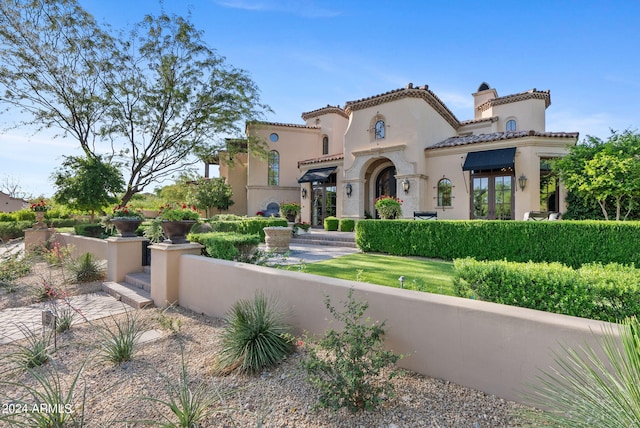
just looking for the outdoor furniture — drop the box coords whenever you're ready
[524,211,561,221]
[414,211,438,220]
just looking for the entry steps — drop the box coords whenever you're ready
[102,266,153,309]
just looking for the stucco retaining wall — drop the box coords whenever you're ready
[54,233,108,260]
[177,254,618,405]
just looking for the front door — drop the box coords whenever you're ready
[375,166,397,218]
[471,174,513,220]
[311,173,337,227]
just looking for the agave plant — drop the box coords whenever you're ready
[523,317,640,427]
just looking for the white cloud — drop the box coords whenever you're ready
[215,0,342,18]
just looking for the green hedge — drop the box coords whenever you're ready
[339,218,355,232]
[207,217,287,241]
[453,258,640,322]
[188,232,261,261]
[74,223,107,238]
[0,221,32,241]
[356,220,640,268]
[324,216,338,231]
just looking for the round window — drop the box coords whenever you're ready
[269,133,279,143]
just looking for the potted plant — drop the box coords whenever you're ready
[108,205,144,237]
[375,195,403,219]
[30,200,48,229]
[293,222,311,235]
[157,203,200,244]
[280,202,300,222]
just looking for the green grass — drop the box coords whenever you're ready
[283,253,455,296]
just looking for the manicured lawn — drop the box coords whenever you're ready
[283,253,455,296]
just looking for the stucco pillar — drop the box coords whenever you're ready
[24,228,55,254]
[342,179,364,219]
[106,237,147,282]
[149,243,203,308]
[395,174,428,219]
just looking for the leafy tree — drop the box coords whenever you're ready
[187,177,234,217]
[0,1,268,206]
[52,155,124,222]
[553,130,640,220]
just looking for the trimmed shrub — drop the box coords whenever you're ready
[189,232,261,261]
[339,218,355,232]
[453,258,640,322]
[48,218,80,228]
[207,217,287,241]
[0,221,32,241]
[324,216,339,231]
[74,223,107,238]
[356,220,640,268]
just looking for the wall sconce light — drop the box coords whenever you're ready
[346,183,353,198]
[301,187,307,199]
[518,174,528,191]
[402,179,410,194]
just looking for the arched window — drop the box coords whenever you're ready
[375,119,385,139]
[438,178,452,206]
[506,119,517,132]
[268,150,279,186]
[322,136,329,155]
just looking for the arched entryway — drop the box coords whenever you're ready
[374,165,396,218]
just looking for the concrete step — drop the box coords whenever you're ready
[102,281,153,309]
[125,271,151,292]
[291,237,358,248]
[291,231,357,248]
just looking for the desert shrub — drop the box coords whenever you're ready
[67,253,105,283]
[453,258,640,322]
[5,325,51,369]
[97,310,144,365]
[323,216,339,231]
[0,254,31,287]
[339,218,355,232]
[188,232,260,261]
[523,317,640,427]
[301,289,401,412]
[216,292,294,374]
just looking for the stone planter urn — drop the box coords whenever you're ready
[111,219,143,237]
[34,211,47,229]
[263,226,292,253]
[161,220,197,244]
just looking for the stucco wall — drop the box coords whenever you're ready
[54,233,108,260]
[176,254,617,404]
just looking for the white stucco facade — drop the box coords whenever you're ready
[221,82,579,224]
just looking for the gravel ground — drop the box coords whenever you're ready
[0,304,535,427]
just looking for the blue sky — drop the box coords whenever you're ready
[1,0,639,198]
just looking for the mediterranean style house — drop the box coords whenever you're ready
[216,82,579,226]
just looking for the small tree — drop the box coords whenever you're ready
[554,130,640,220]
[187,177,234,218]
[52,155,124,222]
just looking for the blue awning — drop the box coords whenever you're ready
[462,147,516,171]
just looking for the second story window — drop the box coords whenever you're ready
[375,119,385,139]
[322,136,329,155]
[268,150,279,186]
[506,119,517,132]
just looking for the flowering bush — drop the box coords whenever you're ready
[111,205,144,219]
[280,202,300,217]
[157,203,200,221]
[294,222,311,231]
[30,200,48,212]
[374,195,403,219]
[256,211,264,217]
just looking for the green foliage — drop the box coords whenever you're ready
[52,155,125,221]
[279,202,301,217]
[187,177,235,217]
[53,304,76,333]
[143,219,165,244]
[0,220,31,241]
[73,223,108,238]
[0,253,31,287]
[324,216,339,231]
[355,219,640,268]
[207,217,288,241]
[0,360,87,427]
[48,217,80,228]
[301,289,401,412]
[5,324,51,369]
[216,292,294,374]
[97,310,144,365]
[453,258,640,322]
[158,203,201,221]
[188,232,260,261]
[374,195,403,219]
[523,317,640,427]
[67,253,105,283]
[339,218,355,232]
[155,304,183,336]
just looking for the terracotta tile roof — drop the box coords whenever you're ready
[301,105,348,120]
[426,130,579,150]
[247,121,319,130]
[298,153,344,167]
[477,89,551,112]
[344,83,460,129]
[459,116,499,125]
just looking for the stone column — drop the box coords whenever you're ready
[24,228,55,254]
[106,236,148,282]
[149,243,203,308]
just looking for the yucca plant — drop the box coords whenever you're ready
[6,324,51,369]
[68,252,105,283]
[523,316,640,427]
[97,309,144,365]
[216,292,294,374]
[0,360,87,427]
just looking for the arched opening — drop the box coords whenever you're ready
[375,165,397,218]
